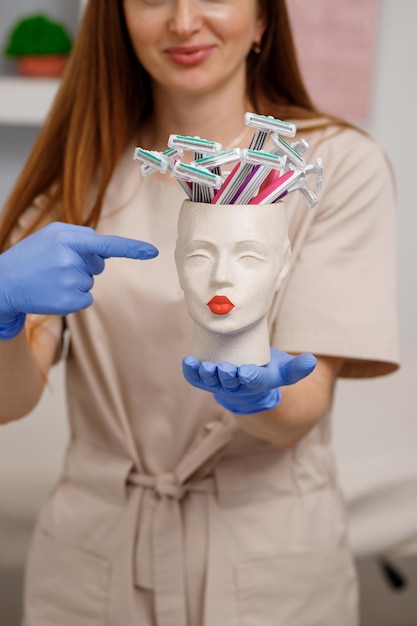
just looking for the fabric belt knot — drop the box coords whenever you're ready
[154,472,185,500]
[127,470,186,499]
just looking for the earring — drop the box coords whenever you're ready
[252,40,262,55]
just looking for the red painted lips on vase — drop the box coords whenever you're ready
[207,295,235,315]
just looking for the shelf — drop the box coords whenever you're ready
[0,76,59,126]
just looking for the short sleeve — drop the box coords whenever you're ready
[271,125,400,378]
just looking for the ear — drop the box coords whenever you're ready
[255,4,267,44]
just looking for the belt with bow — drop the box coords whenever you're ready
[128,414,238,626]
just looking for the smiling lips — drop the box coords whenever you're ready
[207,295,235,315]
[164,45,215,66]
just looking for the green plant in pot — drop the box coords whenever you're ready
[3,13,73,78]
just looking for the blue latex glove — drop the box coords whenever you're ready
[182,348,316,414]
[0,222,158,340]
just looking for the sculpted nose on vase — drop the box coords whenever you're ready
[211,252,234,287]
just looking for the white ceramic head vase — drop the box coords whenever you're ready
[175,200,291,366]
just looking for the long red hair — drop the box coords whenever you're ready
[0,0,335,250]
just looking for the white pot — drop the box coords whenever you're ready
[175,200,291,366]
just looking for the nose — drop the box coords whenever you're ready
[211,252,234,287]
[169,0,203,37]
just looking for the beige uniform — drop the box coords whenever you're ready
[21,121,399,626]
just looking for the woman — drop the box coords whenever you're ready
[0,1,399,625]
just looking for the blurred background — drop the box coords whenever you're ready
[0,1,416,624]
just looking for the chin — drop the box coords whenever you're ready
[166,75,220,97]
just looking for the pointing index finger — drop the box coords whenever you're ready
[76,232,159,260]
